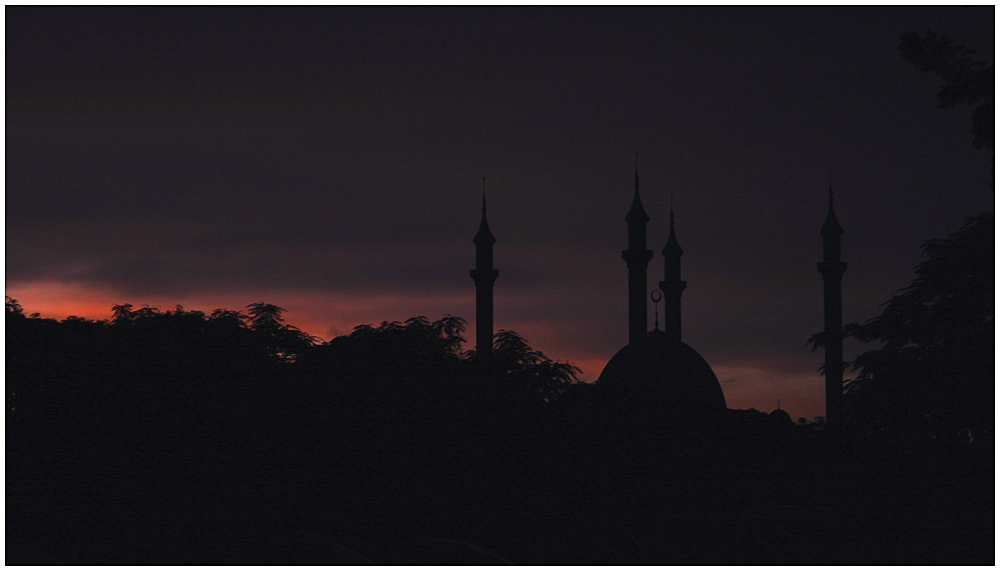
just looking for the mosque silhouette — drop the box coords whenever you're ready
[471,161,845,421]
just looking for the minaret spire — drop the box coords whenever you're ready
[669,191,675,231]
[818,169,846,425]
[471,177,499,358]
[622,154,653,346]
[822,167,842,236]
[660,192,686,344]
[828,167,833,207]
[634,151,639,193]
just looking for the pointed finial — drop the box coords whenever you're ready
[828,166,833,208]
[821,167,843,236]
[474,176,496,245]
[670,191,675,230]
[662,190,683,257]
[626,154,649,224]
[634,151,640,193]
[777,399,782,411]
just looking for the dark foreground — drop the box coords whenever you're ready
[7,406,994,565]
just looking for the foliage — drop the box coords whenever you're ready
[294,317,578,417]
[342,314,469,364]
[491,329,580,403]
[899,30,994,149]
[245,302,316,360]
[7,299,582,449]
[6,296,24,317]
[811,214,994,441]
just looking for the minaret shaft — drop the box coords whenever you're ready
[472,276,497,356]
[818,177,846,425]
[660,197,685,344]
[624,257,651,344]
[659,278,685,343]
[822,272,844,414]
[471,180,498,357]
[623,160,652,346]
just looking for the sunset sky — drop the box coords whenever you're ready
[7,6,994,420]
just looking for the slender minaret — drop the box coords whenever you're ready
[818,171,846,425]
[659,193,686,344]
[471,178,499,358]
[622,154,653,346]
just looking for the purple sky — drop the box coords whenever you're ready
[7,6,994,419]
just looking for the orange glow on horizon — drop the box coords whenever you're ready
[6,280,127,321]
[7,279,827,420]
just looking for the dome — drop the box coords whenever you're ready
[597,330,726,415]
[769,408,793,425]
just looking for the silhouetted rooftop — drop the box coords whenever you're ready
[597,330,726,415]
[769,407,792,425]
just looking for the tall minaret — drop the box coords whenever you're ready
[471,178,499,358]
[817,172,846,425]
[622,155,653,346]
[659,194,686,344]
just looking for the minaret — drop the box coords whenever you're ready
[622,155,653,346]
[471,178,499,358]
[659,194,686,344]
[817,172,846,425]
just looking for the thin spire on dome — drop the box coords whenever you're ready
[651,289,662,332]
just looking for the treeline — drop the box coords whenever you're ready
[6,300,580,442]
[5,300,594,562]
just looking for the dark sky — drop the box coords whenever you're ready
[7,6,994,419]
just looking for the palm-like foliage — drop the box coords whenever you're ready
[246,302,288,330]
[110,303,134,323]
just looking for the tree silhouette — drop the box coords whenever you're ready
[246,302,287,330]
[330,314,469,367]
[899,30,994,149]
[6,296,24,317]
[291,314,470,425]
[110,303,134,323]
[811,213,993,441]
[246,302,315,360]
[492,329,581,403]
